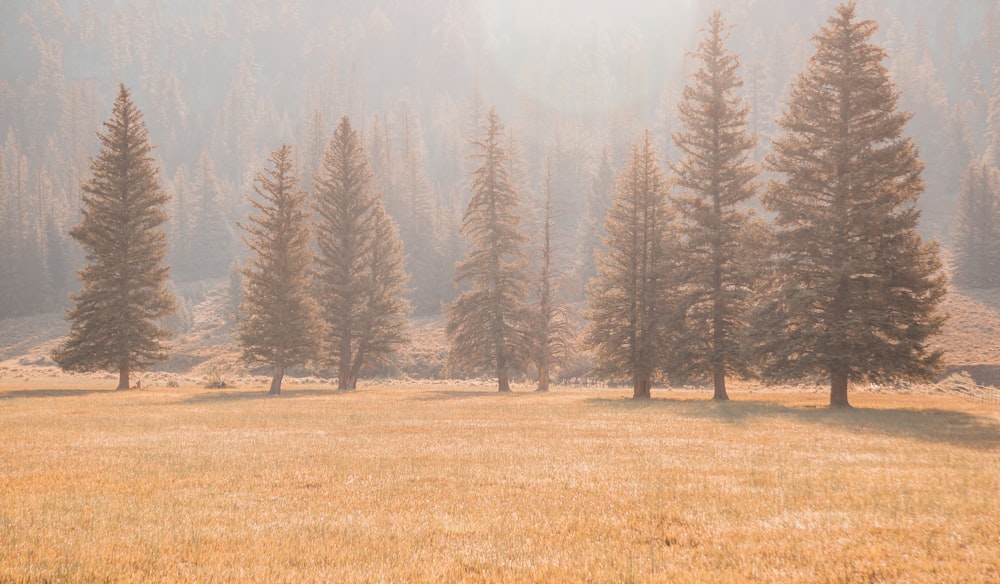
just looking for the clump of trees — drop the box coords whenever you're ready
[581,2,947,407]
[314,116,411,390]
[47,3,951,406]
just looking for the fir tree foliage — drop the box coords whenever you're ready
[315,116,410,390]
[760,2,947,407]
[671,10,761,401]
[953,161,1000,288]
[584,131,680,400]
[52,84,176,390]
[446,107,532,392]
[237,144,323,394]
[349,200,412,387]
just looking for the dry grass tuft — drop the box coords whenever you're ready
[1,382,998,582]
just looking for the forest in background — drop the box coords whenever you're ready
[0,0,995,323]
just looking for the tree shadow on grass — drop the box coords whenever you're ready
[416,389,516,401]
[586,397,1000,450]
[0,388,117,400]
[180,388,347,404]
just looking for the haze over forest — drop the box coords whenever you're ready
[0,0,994,322]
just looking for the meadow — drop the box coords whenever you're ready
[0,380,997,582]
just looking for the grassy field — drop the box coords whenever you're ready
[0,381,997,582]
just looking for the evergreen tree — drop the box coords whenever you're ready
[186,148,232,280]
[237,145,323,395]
[348,200,411,387]
[531,164,575,392]
[671,11,761,401]
[52,84,176,390]
[315,116,409,390]
[760,2,947,408]
[446,108,531,393]
[576,147,615,291]
[953,161,1000,288]
[584,131,680,400]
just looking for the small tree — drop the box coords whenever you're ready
[237,145,323,395]
[584,131,681,400]
[446,108,532,392]
[760,2,947,407]
[671,11,761,401]
[52,84,176,390]
[953,161,1000,288]
[531,163,576,392]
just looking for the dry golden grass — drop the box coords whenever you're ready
[1,381,998,582]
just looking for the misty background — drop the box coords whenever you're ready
[0,0,992,322]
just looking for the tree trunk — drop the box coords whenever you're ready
[270,365,285,395]
[117,364,130,391]
[498,370,512,393]
[712,362,729,401]
[830,366,851,408]
[633,376,651,399]
[338,333,353,390]
[536,362,550,392]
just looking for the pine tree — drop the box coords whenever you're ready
[531,163,575,392]
[584,131,680,400]
[186,148,232,280]
[52,84,176,390]
[761,2,947,408]
[576,148,615,294]
[446,108,532,393]
[953,161,1000,288]
[237,145,323,395]
[315,116,409,390]
[348,200,411,388]
[671,11,761,401]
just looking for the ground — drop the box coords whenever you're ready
[0,382,997,582]
[0,284,998,581]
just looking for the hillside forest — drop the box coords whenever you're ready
[0,0,996,400]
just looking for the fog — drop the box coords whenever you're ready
[0,0,993,319]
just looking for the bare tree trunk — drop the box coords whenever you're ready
[117,364,130,391]
[830,366,851,408]
[270,365,285,395]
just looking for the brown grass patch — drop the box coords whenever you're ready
[0,382,998,582]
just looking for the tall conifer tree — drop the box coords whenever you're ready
[237,145,323,395]
[584,131,680,400]
[315,116,410,390]
[52,84,176,390]
[446,108,531,393]
[315,116,377,390]
[761,2,947,407]
[671,11,761,401]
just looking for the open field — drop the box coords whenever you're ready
[1,382,997,582]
